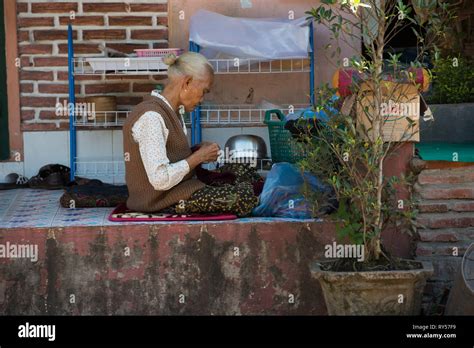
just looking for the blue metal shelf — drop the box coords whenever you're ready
[68,24,76,182]
[67,18,316,181]
[67,24,167,182]
[189,20,315,146]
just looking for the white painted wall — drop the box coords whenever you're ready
[0,127,271,183]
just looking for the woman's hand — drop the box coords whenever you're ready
[186,142,220,170]
[196,142,220,162]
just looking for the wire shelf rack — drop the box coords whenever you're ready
[208,58,311,74]
[71,105,311,127]
[73,57,168,76]
[75,157,126,183]
[66,22,315,181]
[199,104,310,124]
[73,110,131,127]
[75,157,272,183]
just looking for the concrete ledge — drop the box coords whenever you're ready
[0,220,336,315]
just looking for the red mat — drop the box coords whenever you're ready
[108,203,238,222]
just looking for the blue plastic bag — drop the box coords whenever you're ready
[252,162,329,219]
[285,95,339,122]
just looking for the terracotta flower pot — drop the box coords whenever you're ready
[311,260,434,315]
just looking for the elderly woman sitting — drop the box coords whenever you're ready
[123,52,262,217]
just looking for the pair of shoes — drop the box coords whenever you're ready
[28,164,71,190]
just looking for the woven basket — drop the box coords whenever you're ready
[85,96,117,123]
[264,109,306,163]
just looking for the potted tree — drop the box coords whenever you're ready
[299,0,455,315]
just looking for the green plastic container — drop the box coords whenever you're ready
[264,109,306,163]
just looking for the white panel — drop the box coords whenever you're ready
[76,131,113,158]
[23,131,69,179]
[0,162,25,183]
[112,130,124,157]
[75,131,114,183]
[19,126,271,185]
[112,130,125,184]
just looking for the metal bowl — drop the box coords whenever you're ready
[224,134,267,160]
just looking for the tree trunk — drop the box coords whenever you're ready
[372,0,386,260]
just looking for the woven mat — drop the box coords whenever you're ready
[108,203,238,222]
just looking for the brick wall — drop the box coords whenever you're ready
[414,166,474,314]
[17,0,169,131]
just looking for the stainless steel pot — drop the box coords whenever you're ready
[224,134,267,160]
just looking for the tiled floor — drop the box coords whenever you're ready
[0,188,110,228]
[0,189,316,228]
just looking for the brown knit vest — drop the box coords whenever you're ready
[123,94,205,212]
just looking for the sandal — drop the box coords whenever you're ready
[0,173,30,190]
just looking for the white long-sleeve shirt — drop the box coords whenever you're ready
[131,90,191,191]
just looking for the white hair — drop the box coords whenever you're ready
[163,52,214,80]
